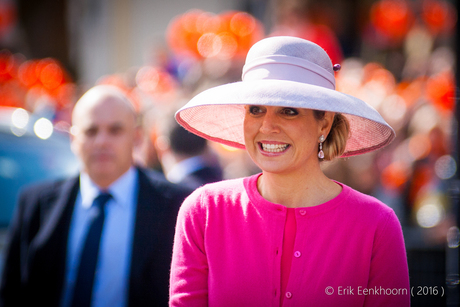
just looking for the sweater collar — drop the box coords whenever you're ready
[243,173,348,216]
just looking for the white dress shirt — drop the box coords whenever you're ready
[166,155,206,183]
[61,167,138,307]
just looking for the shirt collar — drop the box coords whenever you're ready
[166,155,206,183]
[79,167,137,209]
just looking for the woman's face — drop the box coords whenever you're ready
[243,105,328,175]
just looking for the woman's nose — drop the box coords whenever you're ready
[259,112,280,134]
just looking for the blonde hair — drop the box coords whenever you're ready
[313,111,350,161]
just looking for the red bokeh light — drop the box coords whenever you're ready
[0,2,17,38]
[426,70,455,113]
[0,50,17,83]
[370,0,414,43]
[421,0,457,35]
[15,57,74,110]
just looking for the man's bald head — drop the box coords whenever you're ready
[72,85,136,127]
[70,85,141,188]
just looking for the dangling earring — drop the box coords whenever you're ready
[318,135,325,159]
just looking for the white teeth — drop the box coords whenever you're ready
[261,143,289,152]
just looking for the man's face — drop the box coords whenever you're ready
[71,92,139,188]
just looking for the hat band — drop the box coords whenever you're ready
[242,55,336,90]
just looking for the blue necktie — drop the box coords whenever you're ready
[71,192,112,307]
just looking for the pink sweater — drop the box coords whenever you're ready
[170,174,410,307]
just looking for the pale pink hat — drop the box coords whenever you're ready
[176,36,395,157]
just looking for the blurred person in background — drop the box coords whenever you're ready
[133,107,165,174]
[156,117,223,190]
[170,36,409,306]
[0,85,191,307]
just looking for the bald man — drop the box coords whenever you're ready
[0,85,192,307]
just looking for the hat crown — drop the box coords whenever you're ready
[242,36,336,89]
[246,36,334,74]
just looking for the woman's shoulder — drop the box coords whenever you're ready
[180,176,248,210]
[339,182,397,221]
[203,176,247,191]
[333,183,403,240]
[197,176,247,198]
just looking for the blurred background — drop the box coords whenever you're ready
[0,0,458,305]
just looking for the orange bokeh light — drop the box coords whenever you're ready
[135,66,178,100]
[222,11,264,59]
[167,10,203,58]
[136,66,161,93]
[230,12,256,37]
[395,77,426,108]
[17,58,69,96]
[48,83,76,109]
[18,60,39,88]
[381,161,410,190]
[197,32,220,58]
[167,10,264,60]
[37,59,65,90]
[408,134,432,161]
[216,32,238,59]
[0,51,74,111]
[0,80,24,108]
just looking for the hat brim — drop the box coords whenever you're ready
[176,79,395,157]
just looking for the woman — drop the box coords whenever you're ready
[170,36,409,306]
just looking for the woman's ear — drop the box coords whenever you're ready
[320,111,335,138]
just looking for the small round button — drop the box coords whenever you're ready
[294,251,301,257]
[299,210,306,215]
[285,292,292,299]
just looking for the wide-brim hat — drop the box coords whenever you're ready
[176,36,395,157]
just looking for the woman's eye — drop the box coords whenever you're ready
[282,108,299,116]
[249,106,264,115]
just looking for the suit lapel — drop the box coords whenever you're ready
[127,168,191,306]
[129,168,176,307]
[37,177,79,244]
[128,169,157,287]
[28,176,79,305]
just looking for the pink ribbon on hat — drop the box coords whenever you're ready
[241,55,336,90]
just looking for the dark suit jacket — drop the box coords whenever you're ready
[178,165,223,190]
[0,167,192,307]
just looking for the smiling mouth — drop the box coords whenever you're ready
[259,143,290,153]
